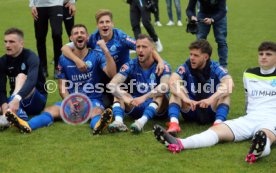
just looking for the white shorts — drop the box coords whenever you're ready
[224,115,276,142]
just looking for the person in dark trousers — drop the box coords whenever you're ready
[63,0,76,38]
[186,0,228,68]
[153,0,162,27]
[29,0,75,78]
[127,0,163,52]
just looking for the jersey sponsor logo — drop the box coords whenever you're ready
[21,63,26,71]
[271,79,276,87]
[177,66,185,74]
[150,73,156,80]
[110,45,117,52]
[85,60,92,69]
[120,64,129,72]
[218,66,228,74]
[126,37,136,44]
[251,90,276,96]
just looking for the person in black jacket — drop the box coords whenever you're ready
[186,0,228,68]
[0,28,47,129]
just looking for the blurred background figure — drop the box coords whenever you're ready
[166,0,183,26]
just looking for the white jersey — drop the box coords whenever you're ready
[29,0,75,7]
[243,67,276,119]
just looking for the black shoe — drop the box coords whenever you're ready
[153,124,184,153]
[245,130,267,164]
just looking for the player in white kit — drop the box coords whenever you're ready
[153,41,276,164]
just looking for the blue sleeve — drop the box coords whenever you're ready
[161,61,172,76]
[175,64,187,80]
[212,0,227,21]
[98,53,107,70]
[120,34,136,50]
[57,55,66,79]
[118,62,131,77]
[213,63,228,80]
[17,50,40,99]
[88,33,96,49]
[186,0,197,18]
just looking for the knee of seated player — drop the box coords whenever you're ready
[261,128,276,144]
[210,123,234,142]
[153,96,168,112]
[44,105,60,119]
[169,94,182,105]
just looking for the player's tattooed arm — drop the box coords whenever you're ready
[58,79,70,100]
[145,74,170,99]
[107,73,133,104]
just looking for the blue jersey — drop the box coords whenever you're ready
[119,58,171,97]
[176,59,228,100]
[88,28,136,70]
[57,50,106,100]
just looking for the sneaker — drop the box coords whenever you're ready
[108,121,128,133]
[5,110,31,133]
[166,122,181,136]
[153,124,184,153]
[155,38,163,52]
[245,130,267,164]
[0,115,10,131]
[177,20,183,26]
[92,108,113,135]
[155,21,162,27]
[166,21,175,26]
[130,120,143,134]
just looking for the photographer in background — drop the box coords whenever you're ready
[186,0,228,68]
[127,0,163,52]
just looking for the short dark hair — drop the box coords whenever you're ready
[95,9,113,23]
[137,34,154,44]
[71,24,88,34]
[189,39,212,57]
[258,41,276,52]
[4,27,24,39]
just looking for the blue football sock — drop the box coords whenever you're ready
[90,114,101,129]
[28,112,54,130]
[112,105,124,119]
[143,105,157,119]
[215,103,229,121]
[168,103,181,118]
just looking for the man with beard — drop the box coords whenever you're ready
[5,24,116,135]
[107,34,171,134]
[165,39,233,135]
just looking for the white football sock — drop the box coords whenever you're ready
[180,129,219,149]
[137,116,148,127]
[170,117,179,124]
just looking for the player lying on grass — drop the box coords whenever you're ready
[154,41,276,164]
[5,24,116,135]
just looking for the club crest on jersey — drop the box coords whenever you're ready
[150,73,156,80]
[177,66,185,74]
[271,79,276,87]
[21,63,26,71]
[120,64,129,72]
[110,45,117,52]
[85,60,92,69]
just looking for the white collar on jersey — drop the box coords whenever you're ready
[260,66,276,74]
